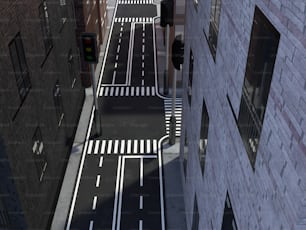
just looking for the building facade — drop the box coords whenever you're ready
[74,0,108,87]
[0,0,84,228]
[180,0,306,229]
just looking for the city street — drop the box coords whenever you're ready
[65,1,182,229]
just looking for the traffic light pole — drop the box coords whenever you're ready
[90,64,101,136]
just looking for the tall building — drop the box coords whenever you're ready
[74,0,108,87]
[0,0,84,228]
[180,0,306,229]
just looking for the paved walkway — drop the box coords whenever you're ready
[51,1,186,229]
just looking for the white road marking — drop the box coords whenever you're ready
[139,220,143,230]
[142,38,145,43]
[89,220,94,230]
[119,38,121,44]
[120,32,122,37]
[112,156,122,230]
[100,86,104,96]
[92,196,97,210]
[117,45,120,53]
[146,86,150,96]
[96,175,101,187]
[115,87,119,96]
[142,79,144,86]
[140,139,144,153]
[153,139,157,154]
[152,86,155,96]
[146,139,151,153]
[120,27,123,32]
[136,87,139,96]
[139,195,143,209]
[114,140,119,154]
[142,32,145,37]
[141,87,145,96]
[142,54,145,60]
[110,86,114,96]
[114,62,118,68]
[127,140,132,154]
[87,140,93,154]
[142,62,145,68]
[140,157,143,187]
[143,23,145,31]
[142,44,145,53]
[142,70,144,77]
[101,140,106,154]
[120,140,125,153]
[94,140,100,154]
[125,87,129,96]
[131,87,134,96]
[105,86,109,96]
[116,55,119,61]
[116,157,125,230]
[99,156,103,167]
[107,140,113,154]
[120,87,125,96]
[133,140,138,153]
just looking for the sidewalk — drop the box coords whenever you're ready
[51,1,186,229]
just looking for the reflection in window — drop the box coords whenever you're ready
[39,0,53,54]
[221,192,238,230]
[53,80,65,127]
[32,127,47,182]
[208,0,221,60]
[238,6,280,169]
[199,99,209,174]
[9,33,31,102]
[68,49,77,88]
[188,50,193,105]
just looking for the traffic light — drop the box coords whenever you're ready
[160,0,173,27]
[80,33,98,63]
[172,35,184,70]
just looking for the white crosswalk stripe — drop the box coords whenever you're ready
[100,86,156,97]
[118,0,153,4]
[164,98,183,137]
[87,139,159,155]
[114,17,154,23]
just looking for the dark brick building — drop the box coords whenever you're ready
[0,0,84,228]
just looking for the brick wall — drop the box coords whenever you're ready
[181,0,306,228]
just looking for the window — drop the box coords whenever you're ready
[0,198,10,228]
[32,127,47,182]
[53,80,65,127]
[68,49,77,87]
[199,99,209,174]
[187,50,194,105]
[221,193,238,230]
[191,195,199,230]
[208,0,221,60]
[193,0,198,10]
[9,33,31,102]
[183,129,188,178]
[59,0,68,25]
[39,0,53,54]
[237,6,280,169]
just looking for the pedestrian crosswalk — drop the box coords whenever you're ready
[164,98,182,136]
[87,139,159,155]
[99,86,156,97]
[118,0,154,4]
[114,17,154,23]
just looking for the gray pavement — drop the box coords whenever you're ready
[51,0,186,229]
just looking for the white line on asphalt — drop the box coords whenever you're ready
[142,79,144,86]
[116,157,125,230]
[114,62,118,68]
[125,87,129,96]
[140,157,143,187]
[139,220,143,230]
[114,140,119,154]
[107,140,113,154]
[109,86,114,96]
[152,86,155,96]
[142,44,145,53]
[96,175,101,187]
[120,140,125,153]
[120,32,122,37]
[116,55,119,61]
[120,27,123,31]
[142,62,144,68]
[142,54,145,60]
[140,139,144,153]
[112,156,122,230]
[143,23,145,31]
[141,87,145,96]
[146,86,150,96]
[142,32,145,37]
[133,140,138,154]
[120,87,125,96]
[131,87,134,96]
[101,140,106,154]
[105,86,109,96]
[153,139,157,154]
[142,38,145,44]
[136,87,139,96]
[142,70,144,77]
[119,38,121,44]
[127,140,131,154]
[99,86,104,96]
[99,156,103,167]
[87,140,93,154]
[117,45,120,53]
[139,195,143,209]
[146,139,151,153]
[124,155,157,159]
[94,140,100,154]
[89,220,94,230]
[115,87,119,96]
[92,196,97,210]
[121,22,124,26]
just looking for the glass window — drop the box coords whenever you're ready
[221,192,238,230]
[188,50,193,105]
[199,99,209,174]
[32,127,47,182]
[53,80,65,127]
[59,0,68,24]
[68,49,77,87]
[208,0,221,60]
[183,129,188,178]
[39,1,53,54]
[191,195,199,230]
[237,6,280,169]
[8,33,31,102]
